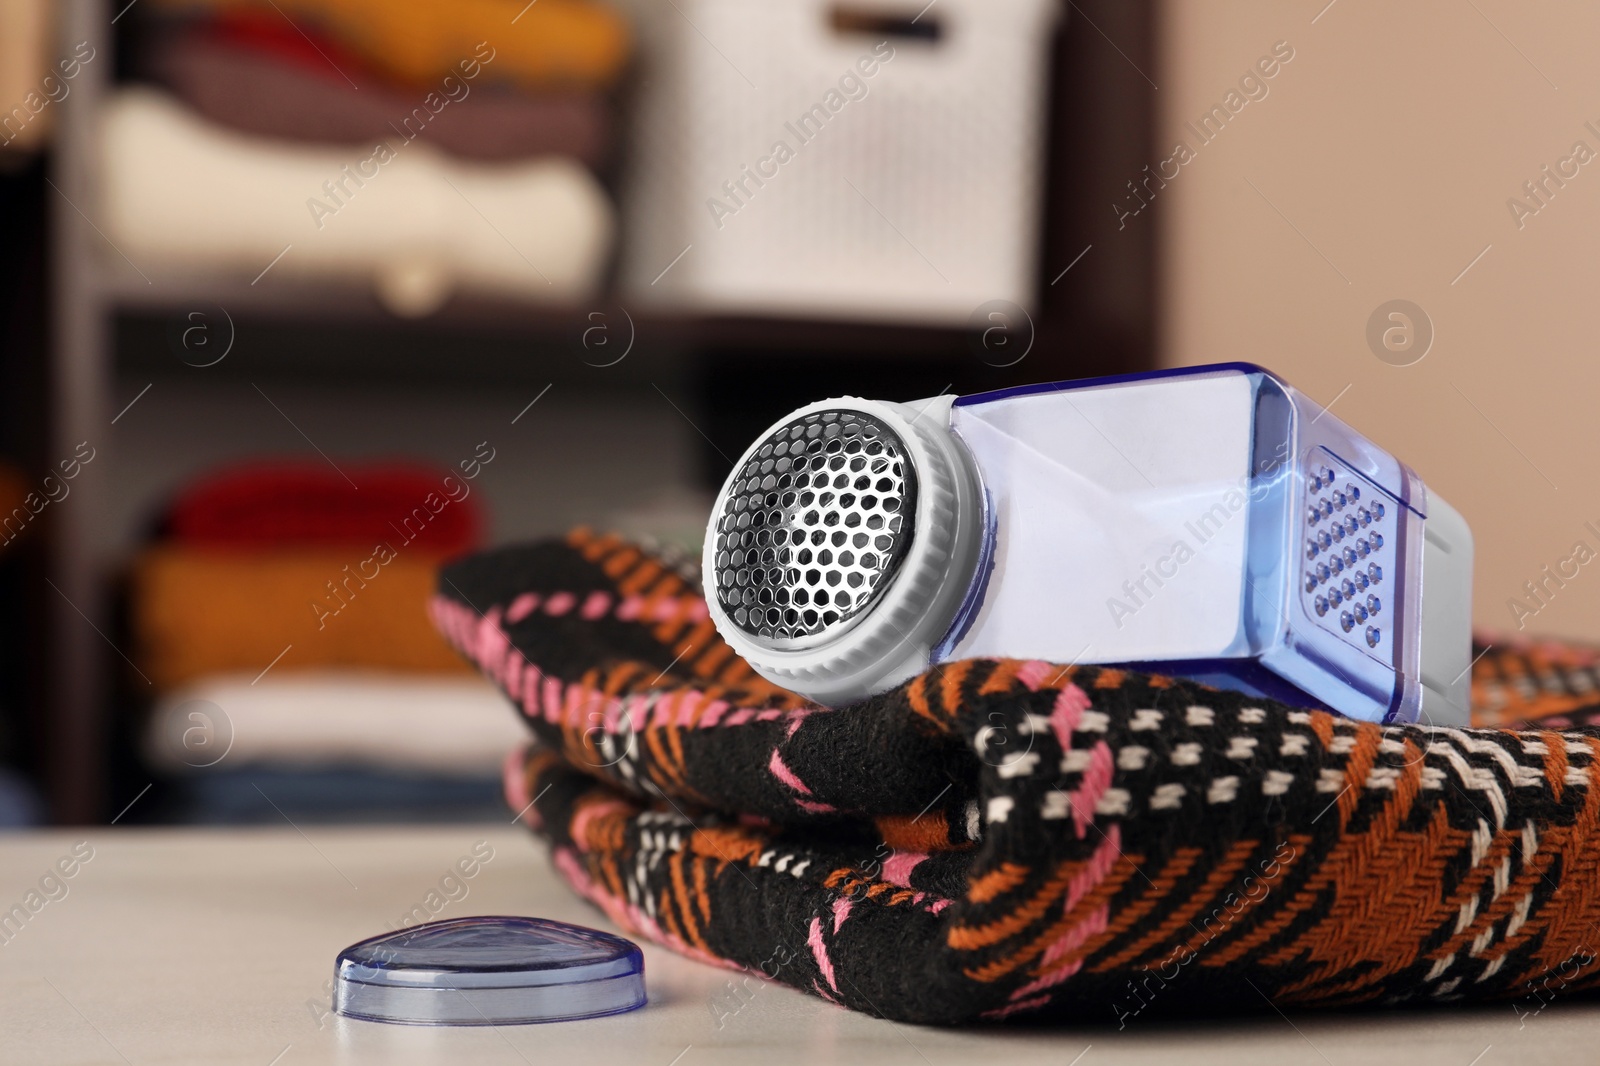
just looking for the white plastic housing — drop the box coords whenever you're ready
[704,365,1475,725]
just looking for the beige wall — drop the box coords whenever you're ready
[1158,0,1600,642]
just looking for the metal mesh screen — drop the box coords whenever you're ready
[711,409,916,644]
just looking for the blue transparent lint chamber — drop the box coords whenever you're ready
[333,916,646,1026]
[705,363,1474,726]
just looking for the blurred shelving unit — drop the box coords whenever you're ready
[44,0,1158,822]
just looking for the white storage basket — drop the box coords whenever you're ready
[619,0,1059,324]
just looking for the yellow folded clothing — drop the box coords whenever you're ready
[130,546,472,689]
[150,0,629,89]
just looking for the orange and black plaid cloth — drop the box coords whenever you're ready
[433,529,1600,1026]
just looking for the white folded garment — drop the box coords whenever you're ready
[144,671,528,776]
[99,88,614,313]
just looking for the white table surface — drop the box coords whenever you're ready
[0,825,1589,1065]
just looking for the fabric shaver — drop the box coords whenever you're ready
[703,363,1474,726]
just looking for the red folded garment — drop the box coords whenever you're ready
[164,460,484,556]
[145,14,614,165]
[193,8,372,84]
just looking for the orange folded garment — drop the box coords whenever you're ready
[131,546,473,689]
[148,0,630,90]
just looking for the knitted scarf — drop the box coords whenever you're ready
[432,528,1600,1026]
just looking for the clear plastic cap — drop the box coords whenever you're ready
[333,916,646,1026]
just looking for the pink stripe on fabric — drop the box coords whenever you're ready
[1005,824,1125,1002]
[1050,682,1093,753]
[831,897,853,934]
[506,593,541,623]
[426,595,452,633]
[880,850,929,889]
[981,994,1051,1020]
[569,797,631,850]
[642,689,670,726]
[563,684,591,729]
[606,693,644,734]
[594,690,621,731]
[639,690,672,726]
[507,653,532,696]
[462,589,720,629]
[614,594,711,625]
[784,708,818,738]
[645,598,674,623]
[807,917,839,993]
[502,653,527,706]
[699,699,731,728]
[502,747,534,826]
[929,898,954,915]
[519,662,544,718]
[768,750,813,795]
[492,639,525,697]
[1069,741,1114,840]
[552,846,593,893]
[1009,909,1107,1000]
[1042,902,1108,970]
[427,598,449,639]
[794,798,838,814]
[472,607,509,673]
[1015,659,1059,691]
[429,595,826,759]
[1063,823,1121,913]
[674,691,705,728]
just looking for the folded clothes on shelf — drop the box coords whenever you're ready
[132,546,475,689]
[163,461,483,556]
[148,0,630,90]
[131,458,488,688]
[99,89,614,312]
[144,15,614,165]
[145,671,527,775]
[128,457,526,824]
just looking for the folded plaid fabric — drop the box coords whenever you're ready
[432,529,1600,1026]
